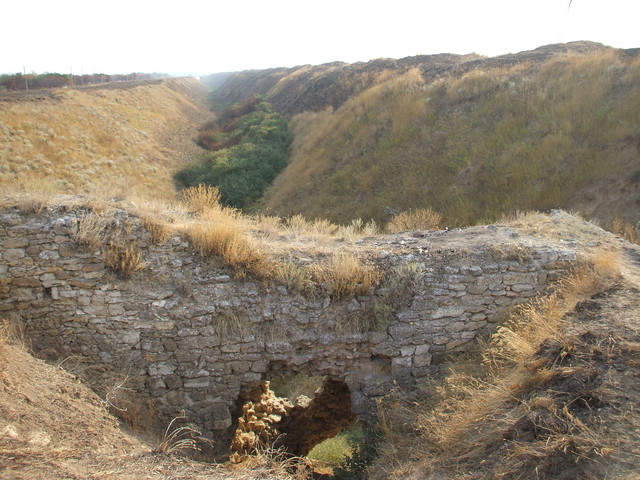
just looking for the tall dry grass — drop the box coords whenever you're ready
[310,253,381,299]
[177,185,270,278]
[386,208,441,233]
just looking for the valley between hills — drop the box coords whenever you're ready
[1,41,639,479]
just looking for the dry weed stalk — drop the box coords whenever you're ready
[104,242,145,278]
[156,412,207,454]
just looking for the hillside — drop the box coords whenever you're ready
[0,78,212,201]
[205,42,640,231]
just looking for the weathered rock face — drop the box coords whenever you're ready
[0,206,578,442]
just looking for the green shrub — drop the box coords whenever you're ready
[175,100,292,209]
[333,425,383,480]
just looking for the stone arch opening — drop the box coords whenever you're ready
[230,374,356,460]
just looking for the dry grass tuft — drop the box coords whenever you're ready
[74,211,111,251]
[180,184,222,216]
[104,242,145,278]
[182,210,269,278]
[488,242,533,264]
[386,208,442,233]
[310,253,381,299]
[272,261,316,294]
[155,412,208,454]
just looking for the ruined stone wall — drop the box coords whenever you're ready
[0,207,577,437]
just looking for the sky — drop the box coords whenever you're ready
[1,0,639,76]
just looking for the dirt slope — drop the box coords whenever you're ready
[206,43,640,230]
[0,337,279,480]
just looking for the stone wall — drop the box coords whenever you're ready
[0,206,577,437]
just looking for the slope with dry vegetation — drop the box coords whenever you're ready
[208,43,640,234]
[0,78,212,200]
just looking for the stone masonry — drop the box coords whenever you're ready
[0,206,577,439]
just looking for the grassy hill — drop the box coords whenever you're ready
[205,43,640,232]
[0,78,212,201]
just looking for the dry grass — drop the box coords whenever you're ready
[104,242,145,278]
[180,183,223,215]
[155,412,208,454]
[260,50,640,228]
[372,250,622,479]
[2,189,383,299]
[612,216,640,244]
[386,208,442,233]
[178,187,270,278]
[0,79,210,201]
[309,253,381,299]
[229,445,312,480]
[74,210,112,251]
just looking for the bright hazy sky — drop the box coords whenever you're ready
[2,0,639,76]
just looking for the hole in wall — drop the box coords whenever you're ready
[231,372,356,460]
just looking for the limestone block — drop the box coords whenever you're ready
[391,356,412,382]
[164,375,183,390]
[146,377,166,394]
[165,390,186,406]
[148,361,176,376]
[119,330,140,345]
[444,321,467,333]
[4,249,26,262]
[220,344,242,353]
[511,283,535,293]
[413,352,432,368]
[83,305,107,316]
[448,283,466,292]
[184,377,210,389]
[266,342,291,354]
[400,345,416,357]
[446,338,471,350]
[12,277,41,288]
[13,288,37,301]
[2,238,29,249]
[502,273,534,286]
[430,306,465,320]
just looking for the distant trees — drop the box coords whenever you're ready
[0,72,163,91]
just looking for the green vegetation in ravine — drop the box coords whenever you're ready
[174,96,292,209]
